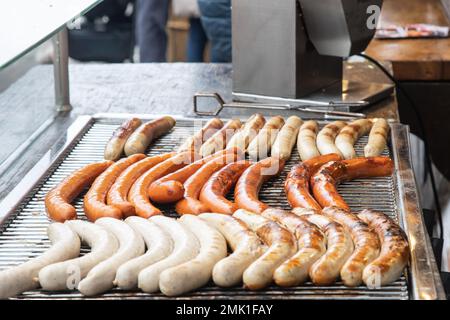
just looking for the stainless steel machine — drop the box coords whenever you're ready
[231,0,393,110]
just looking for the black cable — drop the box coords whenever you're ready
[356,53,444,241]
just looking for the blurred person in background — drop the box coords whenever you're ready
[198,0,231,62]
[173,0,208,62]
[135,0,169,62]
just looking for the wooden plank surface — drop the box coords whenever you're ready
[366,0,450,80]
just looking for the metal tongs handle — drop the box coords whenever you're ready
[193,92,366,119]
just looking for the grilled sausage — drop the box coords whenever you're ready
[285,153,341,210]
[234,157,285,213]
[104,118,142,161]
[199,160,252,214]
[364,118,390,157]
[262,208,326,286]
[199,119,242,157]
[114,217,173,290]
[148,148,239,204]
[271,115,303,160]
[45,161,114,222]
[0,223,80,299]
[84,154,147,221]
[175,152,241,215]
[159,215,227,296]
[247,115,285,160]
[178,118,223,152]
[311,157,394,211]
[358,209,409,287]
[233,209,297,290]
[78,218,145,296]
[39,220,118,291]
[129,152,193,218]
[124,116,176,156]
[297,120,321,161]
[322,206,380,287]
[316,121,347,157]
[199,213,266,287]
[227,113,266,151]
[138,216,200,293]
[292,208,354,285]
[335,119,373,159]
[107,153,174,217]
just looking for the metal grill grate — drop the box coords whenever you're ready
[0,117,409,300]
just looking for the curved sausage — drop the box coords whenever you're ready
[293,208,354,285]
[285,153,341,210]
[247,115,285,160]
[107,153,174,217]
[129,152,193,218]
[77,218,145,296]
[84,154,147,221]
[148,148,240,204]
[159,215,227,296]
[316,121,347,157]
[335,119,373,159]
[124,116,176,156]
[358,209,409,287]
[138,216,200,293]
[199,160,252,214]
[271,115,303,160]
[0,223,80,299]
[199,119,242,157]
[322,206,380,287]
[104,118,142,161]
[114,217,173,289]
[262,208,326,286]
[177,118,223,153]
[311,157,394,211]
[39,220,118,291]
[234,157,285,213]
[364,118,390,157]
[199,213,266,287]
[175,152,241,215]
[45,161,114,222]
[233,209,296,290]
[226,113,265,151]
[297,120,321,161]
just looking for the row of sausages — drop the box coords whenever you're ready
[0,207,409,298]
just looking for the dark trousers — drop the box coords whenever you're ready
[135,0,169,62]
[187,17,208,62]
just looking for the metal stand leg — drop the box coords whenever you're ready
[52,28,72,112]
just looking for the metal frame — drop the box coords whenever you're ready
[52,28,72,112]
[0,114,445,300]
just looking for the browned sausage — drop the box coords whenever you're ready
[284,153,341,210]
[234,157,285,213]
[104,118,142,161]
[199,160,252,214]
[124,116,176,156]
[148,148,240,204]
[199,119,242,157]
[84,154,147,221]
[358,209,409,287]
[311,157,394,210]
[106,153,175,217]
[45,161,114,222]
[178,118,224,152]
[322,206,380,287]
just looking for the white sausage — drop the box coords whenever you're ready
[159,215,227,296]
[316,121,347,157]
[0,223,80,299]
[199,213,266,287]
[138,216,200,293]
[114,217,173,289]
[39,220,118,291]
[271,116,303,160]
[77,218,145,296]
[364,118,390,157]
[335,119,373,159]
[297,120,321,161]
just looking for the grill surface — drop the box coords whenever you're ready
[0,117,409,300]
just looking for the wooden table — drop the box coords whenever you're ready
[367,0,450,81]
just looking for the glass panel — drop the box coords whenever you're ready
[0,0,101,70]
